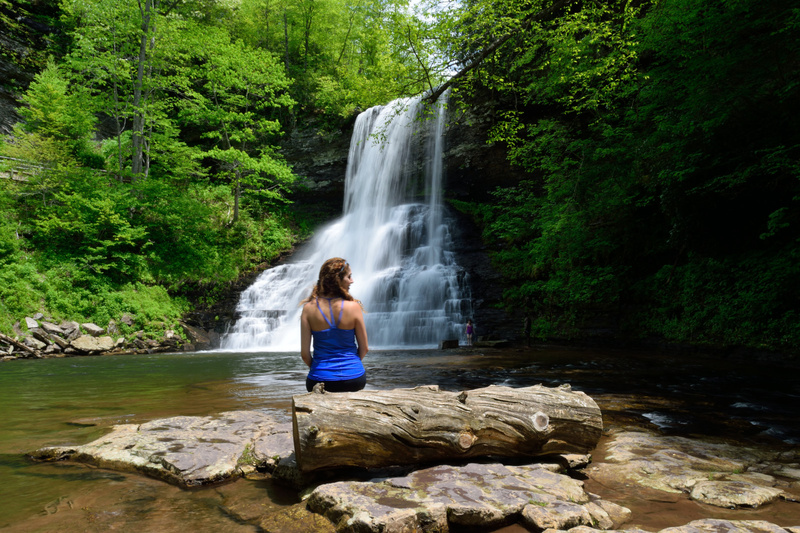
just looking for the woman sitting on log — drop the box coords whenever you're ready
[300,257,369,392]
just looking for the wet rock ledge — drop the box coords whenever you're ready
[28,387,800,533]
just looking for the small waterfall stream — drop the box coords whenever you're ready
[221,95,472,351]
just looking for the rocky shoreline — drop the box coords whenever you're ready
[0,313,221,361]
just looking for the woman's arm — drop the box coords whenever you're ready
[300,304,313,368]
[352,302,369,360]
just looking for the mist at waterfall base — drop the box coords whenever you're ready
[222,95,472,352]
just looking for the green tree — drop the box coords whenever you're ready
[179,27,296,223]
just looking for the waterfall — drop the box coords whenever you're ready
[220,94,472,351]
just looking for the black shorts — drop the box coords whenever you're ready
[306,373,366,393]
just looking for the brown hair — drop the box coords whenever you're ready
[300,257,355,304]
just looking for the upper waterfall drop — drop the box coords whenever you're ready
[220,94,472,351]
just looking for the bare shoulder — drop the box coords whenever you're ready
[346,299,364,316]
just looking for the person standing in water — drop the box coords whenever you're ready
[300,257,368,392]
[465,319,474,346]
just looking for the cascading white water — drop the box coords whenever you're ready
[221,94,472,351]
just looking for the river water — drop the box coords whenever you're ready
[1,345,798,532]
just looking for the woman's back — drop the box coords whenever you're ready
[304,297,360,331]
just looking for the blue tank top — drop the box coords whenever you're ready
[308,298,365,382]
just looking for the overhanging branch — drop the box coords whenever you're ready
[426,0,578,104]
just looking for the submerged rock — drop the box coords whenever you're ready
[558,519,799,533]
[657,519,799,533]
[587,430,797,509]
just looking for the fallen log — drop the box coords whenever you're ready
[0,332,39,357]
[292,383,602,473]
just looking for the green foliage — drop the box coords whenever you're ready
[7,0,796,356]
[0,0,321,336]
[0,259,45,332]
[639,249,800,351]
[17,60,95,150]
[0,256,188,335]
[215,0,440,126]
[4,60,97,170]
[453,0,800,352]
[0,181,21,263]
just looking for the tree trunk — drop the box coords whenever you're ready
[132,0,153,179]
[0,333,39,357]
[233,170,240,223]
[283,9,290,72]
[302,0,314,69]
[292,383,602,473]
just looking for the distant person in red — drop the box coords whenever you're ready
[300,257,369,392]
[465,319,474,346]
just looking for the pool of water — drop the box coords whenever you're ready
[0,345,798,531]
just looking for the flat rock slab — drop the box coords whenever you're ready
[307,462,632,532]
[561,519,800,533]
[587,430,798,509]
[29,411,294,487]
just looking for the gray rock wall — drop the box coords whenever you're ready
[0,1,59,135]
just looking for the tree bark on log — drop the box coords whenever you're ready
[292,383,602,473]
[0,332,39,357]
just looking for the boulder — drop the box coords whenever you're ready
[24,336,46,350]
[438,339,459,349]
[40,321,66,337]
[690,480,785,508]
[60,321,81,341]
[43,343,61,355]
[28,327,51,345]
[24,316,38,330]
[208,329,221,348]
[181,322,212,350]
[70,335,115,354]
[81,322,105,336]
[49,335,69,350]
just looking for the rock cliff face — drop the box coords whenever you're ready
[0,1,59,135]
[444,97,530,341]
[280,119,354,225]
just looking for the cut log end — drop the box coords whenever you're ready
[532,411,549,432]
[458,431,476,450]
